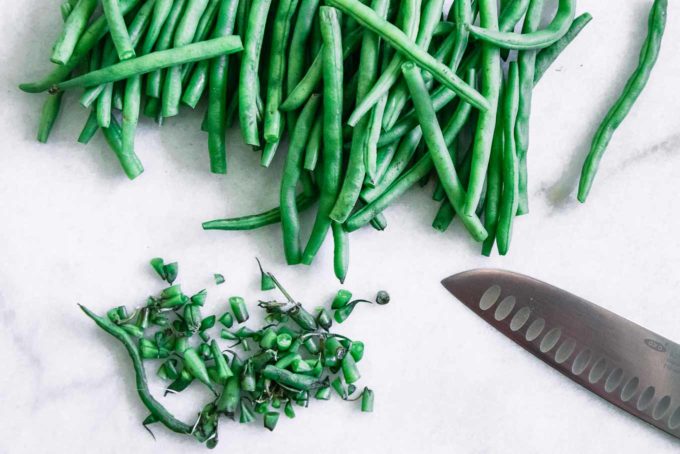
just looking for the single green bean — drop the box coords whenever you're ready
[51,0,98,65]
[238,0,272,146]
[121,75,141,160]
[53,37,243,91]
[578,0,666,202]
[181,60,210,108]
[281,95,321,264]
[469,0,575,50]
[497,62,520,255]
[102,0,137,60]
[261,0,300,166]
[37,92,64,143]
[328,0,389,223]
[514,0,545,216]
[534,12,592,83]
[180,0,220,83]
[402,62,487,241]
[301,6,343,265]
[146,0,187,98]
[101,116,144,179]
[346,0,422,127]
[326,0,488,112]
[463,0,501,216]
[206,0,240,174]
[162,0,210,117]
[97,81,113,127]
[203,193,317,230]
[286,0,321,99]
[332,222,349,283]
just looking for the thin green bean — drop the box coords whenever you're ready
[578,0,666,203]
[146,0,187,98]
[101,116,144,179]
[37,92,64,143]
[203,193,318,230]
[51,0,98,65]
[481,90,504,256]
[286,0,321,99]
[332,222,349,283]
[304,114,323,171]
[102,0,137,60]
[534,12,592,83]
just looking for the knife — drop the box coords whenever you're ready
[442,269,680,439]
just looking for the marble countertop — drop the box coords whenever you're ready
[2,1,680,452]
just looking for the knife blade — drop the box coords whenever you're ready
[442,269,680,439]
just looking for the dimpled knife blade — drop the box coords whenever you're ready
[442,269,680,439]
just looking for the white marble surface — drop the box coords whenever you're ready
[2,1,680,452]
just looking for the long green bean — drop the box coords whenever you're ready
[578,0,667,202]
[203,193,318,230]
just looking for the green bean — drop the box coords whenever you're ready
[261,0,300,166]
[346,0,422,127]
[496,62,520,255]
[61,1,74,19]
[112,81,125,110]
[263,365,321,391]
[97,81,113,127]
[235,0,250,41]
[146,0,187,98]
[53,37,243,91]
[463,0,501,216]
[469,0,575,50]
[369,212,387,230]
[101,116,145,179]
[162,0,210,117]
[238,0,273,146]
[51,0,98,65]
[448,0,473,71]
[280,27,363,112]
[203,193,317,230]
[206,0,240,175]
[326,0,488,112]
[20,0,140,93]
[514,0,544,216]
[301,6,343,265]
[376,0,528,147]
[286,0,321,99]
[578,0,666,203]
[304,114,323,171]
[181,0,220,83]
[181,60,210,108]
[402,62,487,241]
[534,12,592,83]
[332,222,349,283]
[37,92,64,143]
[481,91,504,256]
[328,0,389,223]
[141,0,174,55]
[79,306,197,438]
[102,0,137,60]
[77,110,99,144]
[121,75,141,160]
[381,0,446,130]
[281,95,321,264]
[364,94,388,185]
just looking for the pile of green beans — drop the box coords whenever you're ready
[28,0,665,274]
[81,257,387,447]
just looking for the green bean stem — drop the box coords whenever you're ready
[469,0,575,50]
[578,0,666,202]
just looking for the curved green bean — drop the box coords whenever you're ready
[469,0,575,50]
[346,0,422,127]
[238,0,273,146]
[281,94,321,264]
[162,0,210,117]
[51,0,98,65]
[578,0,666,203]
[326,0,489,112]
[53,37,243,91]
[463,0,501,216]
[20,0,141,93]
[102,0,136,60]
[301,6,343,265]
[202,193,318,230]
[497,62,520,255]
